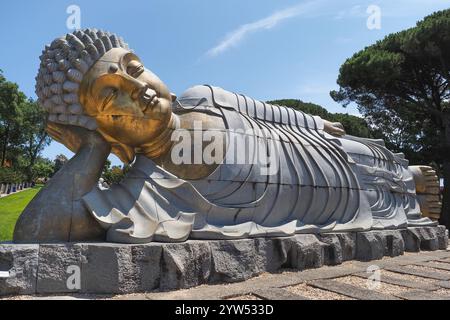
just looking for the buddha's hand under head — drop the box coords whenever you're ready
[46,121,108,154]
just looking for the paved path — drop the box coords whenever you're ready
[3,247,450,300]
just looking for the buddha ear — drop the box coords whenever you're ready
[95,129,135,164]
[170,93,177,102]
[111,142,136,164]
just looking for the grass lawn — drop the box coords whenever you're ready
[0,186,42,242]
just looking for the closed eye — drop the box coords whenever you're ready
[127,62,145,78]
[101,88,118,111]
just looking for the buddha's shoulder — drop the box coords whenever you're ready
[178,85,238,110]
[178,84,272,113]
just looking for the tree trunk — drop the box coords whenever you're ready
[26,154,35,182]
[25,132,48,182]
[1,125,9,167]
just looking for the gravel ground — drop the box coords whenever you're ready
[226,295,262,300]
[0,294,97,300]
[381,270,437,284]
[285,283,355,300]
[433,288,450,296]
[426,261,450,270]
[334,276,410,297]
[408,264,450,274]
[0,295,30,301]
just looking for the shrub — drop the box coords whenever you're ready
[0,167,26,184]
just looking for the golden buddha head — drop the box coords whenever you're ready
[36,29,176,163]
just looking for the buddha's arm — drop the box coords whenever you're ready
[14,124,110,243]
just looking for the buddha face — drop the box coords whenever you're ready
[79,48,175,151]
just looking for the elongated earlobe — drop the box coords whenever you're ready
[170,93,177,102]
[111,142,136,164]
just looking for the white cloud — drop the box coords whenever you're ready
[206,1,320,57]
[334,5,366,20]
[334,0,450,20]
[205,0,450,58]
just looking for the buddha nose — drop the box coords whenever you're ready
[131,85,146,101]
[123,75,147,101]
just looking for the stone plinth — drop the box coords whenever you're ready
[0,226,448,296]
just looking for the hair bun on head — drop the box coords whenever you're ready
[35,29,130,130]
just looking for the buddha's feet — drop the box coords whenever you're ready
[410,165,442,220]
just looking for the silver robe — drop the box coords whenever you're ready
[83,85,434,243]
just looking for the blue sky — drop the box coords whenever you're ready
[1,0,449,165]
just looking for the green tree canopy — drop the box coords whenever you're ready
[0,71,26,167]
[0,71,50,182]
[331,9,450,228]
[53,154,69,175]
[101,159,130,185]
[20,99,51,181]
[31,157,54,181]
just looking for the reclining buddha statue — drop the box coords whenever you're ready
[13,29,440,244]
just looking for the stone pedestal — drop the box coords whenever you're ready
[0,226,448,296]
